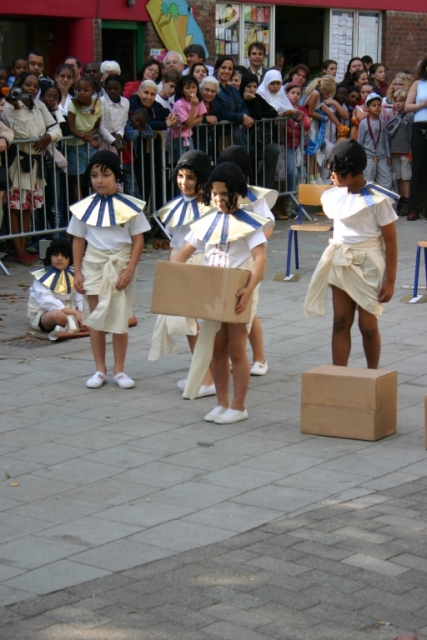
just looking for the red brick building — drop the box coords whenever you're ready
[0,0,425,81]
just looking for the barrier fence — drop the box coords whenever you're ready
[0,116,308,246]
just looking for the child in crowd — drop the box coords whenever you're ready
[284,82,310,200]
[67,75,102,201]
[351,82,374,139]
[172,162,271,424]
[100,75,129,154]
[303,75,341,184]
[27,238,84,339]
[304,139,398,369]
[171,75,206,161]
[321,59,337,77]
[357,93,392,189]
[67,150,150,389]
[346,86,360,118]
[156,69,180,111]
[122,108,153,198]
[149,150,216,397]
[387,89,413,216]
[370,63,388,97]
[7,57,27,87]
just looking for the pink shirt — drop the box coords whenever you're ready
[172,98,206,143]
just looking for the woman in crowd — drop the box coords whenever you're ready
[196,75,219,156]
[190,63,209,84]
[123,59,163,99]
[54,63,75,117]
[2,71,62,263]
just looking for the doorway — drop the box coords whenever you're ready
[275,6,326,79]
[102,21,143,82]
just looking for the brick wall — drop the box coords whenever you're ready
[143,0,216,65]
[382,11,427,79]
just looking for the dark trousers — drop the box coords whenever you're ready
[408,122,427,212]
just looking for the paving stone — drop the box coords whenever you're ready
[202,621,275,640]
[342,553,411,576]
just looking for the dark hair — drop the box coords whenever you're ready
[235,65,247,77]
[138,58,162,82]
[214,55,236,74]
[336,83,349,95]
[44,238,73,266]
[189,63,209,79]
[76,75,97,91]
[348,85,360,94]
[11,57,26,69]
[83,61,100,73]
[65,56,82,69]
[40,83,60,101]
[55,63,75,79]
[344,57,364,82]
[239,72,258,96]
[350,69,368,85]
[321,59,337,71]
[105,74,124,89]
[248,42,266,56]
[174,150,212,192]
[131,107,149,124]
[163,69,180,84]
[26,49,44,60]
[287,64,310,82]
[183,44,206,61]
[12,71,39,89]
[327,139,367,177]
[369,63,385,82]
[174,75,202,101]
[415,56,427,82]
[217,145,253,182]
[361,55,373,66]
[360,81,374,91]
[203,162,247,208]
[86,150,123,182]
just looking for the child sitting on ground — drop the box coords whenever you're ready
[67,150,150,389]
[172,162,271,424]
[27,238,85,339]
[304,139,398,369]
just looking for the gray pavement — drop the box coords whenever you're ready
[1,216,427,639]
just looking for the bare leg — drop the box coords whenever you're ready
[211,324,229,408]
[11,210,31,259]
[248,315,266,364]
[331,285,356,366]
[112,332,128,374]
[87,295,106,373]
[187,332,214,386]
[39,309,71,331]
[227,323,250,411]
[358,307,381,369]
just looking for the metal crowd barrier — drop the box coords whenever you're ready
[0,117,308,247]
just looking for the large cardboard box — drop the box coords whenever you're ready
[301,365,397,441]
[151,261,252,324]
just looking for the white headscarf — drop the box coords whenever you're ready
[256,70,292,114]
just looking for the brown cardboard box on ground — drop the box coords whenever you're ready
[301,365,397,441]
[151,261,252,324]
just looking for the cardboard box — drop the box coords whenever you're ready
[301,365,397,441]
[151,261,252,324]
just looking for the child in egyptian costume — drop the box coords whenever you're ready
[27,238,85,340]
[303,139,398,369]
[67,150,150,389]
[149,150,218,398]
[171,162,272,424]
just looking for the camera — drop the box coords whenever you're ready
[5,87,30,102]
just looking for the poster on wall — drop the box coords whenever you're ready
[330,10,354,82]
[215,4,240,57]
[357,13,379,62]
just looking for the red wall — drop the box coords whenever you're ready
[1,0,149,21]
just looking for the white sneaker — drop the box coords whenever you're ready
[250,360,268,376]
[196,384,216,398]
[204,405,227,422]
[113,372,135,389]
[86,371,106,389]
[214,408,249,424]
[177,379,187,392]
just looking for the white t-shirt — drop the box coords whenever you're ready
[185,227,266,269]
[333,199,397,245]
[67,210,151,251]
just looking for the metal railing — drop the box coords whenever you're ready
[0,116,308,245]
